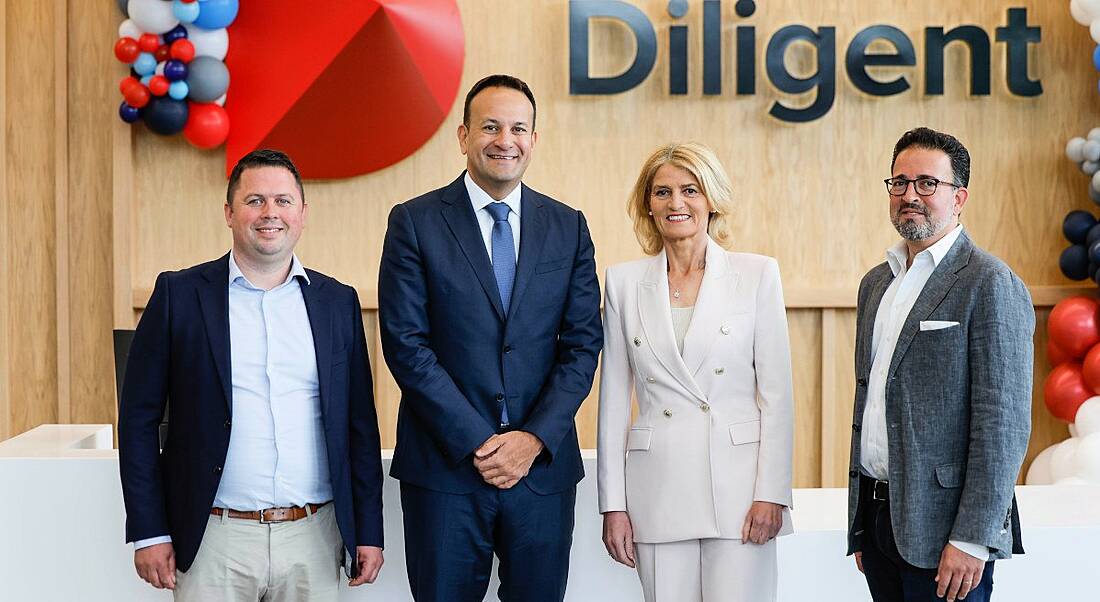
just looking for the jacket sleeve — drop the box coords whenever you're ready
[951,268,1033,550]
[597,267,633,513]
[752,258,795,508]
[117,272,172,543]
[347,288,384,548]
[378,203,497,463]
[519,211,604,459]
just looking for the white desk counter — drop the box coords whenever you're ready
[1,425,1097,601]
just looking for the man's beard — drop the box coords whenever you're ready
[891,202,945,241]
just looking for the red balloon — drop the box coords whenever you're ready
[114,37,140,64]
[184,103,230,149]
[180,0,197,3]
[119,76,142,95]
[123,84,150,109]
[1048,339,1074,367]
[1083,344,1100,394]
[154,44,171,63]
[170,39,195,64]
[1045,362,1092,422]
[1048,296,1100,358]
[138,33,161,53]
[148,75,170,97]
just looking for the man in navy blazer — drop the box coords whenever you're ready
[379,75,603,601]
[118,149,384,600]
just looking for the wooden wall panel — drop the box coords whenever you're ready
[789,309,822,488]
[0,0,9,442]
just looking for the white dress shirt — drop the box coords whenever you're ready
[860,225,987,561]
[465,172,521,261]
[135,253,331,550]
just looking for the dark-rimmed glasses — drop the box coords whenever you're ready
[883,177,960,197]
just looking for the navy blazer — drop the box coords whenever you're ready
[378,174,603,494]
[118,255,384,574]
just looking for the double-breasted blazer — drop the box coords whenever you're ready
[597,238,795,543]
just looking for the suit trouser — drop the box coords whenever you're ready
[634,537,777,602]
[858,477,995,602]
[400,481,576,602]
[174,503,344,602]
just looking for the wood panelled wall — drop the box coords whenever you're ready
[2,1,1094,487]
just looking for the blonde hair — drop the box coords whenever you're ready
[627,142,735,255]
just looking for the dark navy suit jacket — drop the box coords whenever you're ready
[378,174,603,494]
[118,255,384,574]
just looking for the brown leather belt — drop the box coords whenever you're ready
[211,502,328,523]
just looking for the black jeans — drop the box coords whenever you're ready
[858,476,994,602]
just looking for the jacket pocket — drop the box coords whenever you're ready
[935,462,965,488]
[626,427,653,451]
[729,419,761,445]
[535,257,571,274]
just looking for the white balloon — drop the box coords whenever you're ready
[1077,397,1100,437]
[1070,423,1080,438]
[1089,127,1100,141]
[1068,137,1088,162]
[214,93,227,107]
[1082,161,1100,176]
[154,61,165,77]
[1074,433,1100,482]
[118,18,142,40]
[184,24,229,61]
[1025,444,1057,484]
[1085,140,1100,163]
[128,0,179,35]
[1090,170,1100,192]
[1072,0,1095,26]
[1091,19,1100,45]
[1050,437,1081,482]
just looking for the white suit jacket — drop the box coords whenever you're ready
[597,238,795,543]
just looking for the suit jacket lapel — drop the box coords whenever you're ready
[300,275,333,424]
[887,232,972,380]
[681,239,736,378]
[506,186,548,320]
[439,174,505,321]
[857,270,893,379]
[638,250,707,402]
[197,255,233,415]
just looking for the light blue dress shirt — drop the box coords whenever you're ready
[465,172,521,260]
[134,253,332,550]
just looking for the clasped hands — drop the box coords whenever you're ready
[473,431,544,489]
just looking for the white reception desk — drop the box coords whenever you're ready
[1,425,1098,601]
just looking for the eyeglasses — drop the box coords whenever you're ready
[883,177,960,197]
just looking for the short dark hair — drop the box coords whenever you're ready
[891,127,971,187]
[226,149,305,205]
[462,74,537,129]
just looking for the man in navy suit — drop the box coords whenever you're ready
[118,149,384,601]
[379,74,603,601]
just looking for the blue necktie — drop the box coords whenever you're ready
[486,202,515,427]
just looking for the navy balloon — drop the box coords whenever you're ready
[1090,260,1099,281]
[143,96,189,135]
[1063,210,1097,244]
[164,59,189,82]
[193,0,239,29]
[1061,244,1091,281]
[118,101,142,124]
[1087,223,1100,249]
[1090,240,1100,265]
[163,24,189,44]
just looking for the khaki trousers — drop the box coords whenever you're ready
[635,538,777,602]
[174,503,344,602]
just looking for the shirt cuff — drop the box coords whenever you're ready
[949,539,990,561]
[134,535,172,550]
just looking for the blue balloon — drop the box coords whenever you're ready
[1064,210,1097,244]
[140,74,153,86]
[168,80,190,100]
[118,101,142,124]
[163,24,189,44]
[133,52,157,76]
[164,59,189,82]
[1094,45,1100,72]
[173,0,201,24]
[193,0,238,29]
[143,97,189,136]
[1061,244,1090,281]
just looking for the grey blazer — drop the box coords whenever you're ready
[846,230,1034,569]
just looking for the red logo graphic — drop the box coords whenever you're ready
[225,0,464,178]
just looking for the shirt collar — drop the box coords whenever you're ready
[464,172,522,217]
[885,224,964,277]
[228,251,311,289]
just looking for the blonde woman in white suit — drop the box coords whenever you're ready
[597,142,795,602]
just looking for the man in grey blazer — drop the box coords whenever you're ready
[847,127,1033,602]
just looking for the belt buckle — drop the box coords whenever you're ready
[872,480,888,501]
[258,508,273,524]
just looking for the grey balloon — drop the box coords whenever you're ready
[186,57,230,103]
[117,0,128,16]
[1091,183,1100,206]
